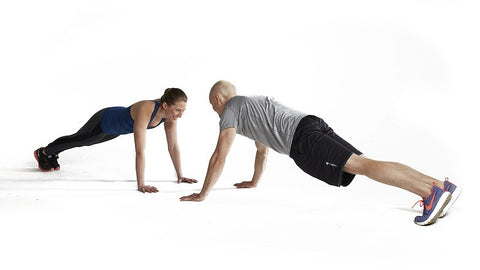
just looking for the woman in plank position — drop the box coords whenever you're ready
[35,88,197,193]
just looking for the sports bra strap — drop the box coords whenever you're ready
[147,101,166,129]
[149,101,161,123]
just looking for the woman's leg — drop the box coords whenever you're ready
[43,109,117,155]
[35,108,118,171]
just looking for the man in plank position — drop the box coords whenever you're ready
[180,80,461,225]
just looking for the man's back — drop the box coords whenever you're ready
[219,95,306,154]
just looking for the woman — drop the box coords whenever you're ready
[34,88,197,193]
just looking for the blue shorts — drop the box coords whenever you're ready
[289,115,362,187]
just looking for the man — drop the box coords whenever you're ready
[180,80,461,226]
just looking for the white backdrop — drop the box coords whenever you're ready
[1,1,478,269]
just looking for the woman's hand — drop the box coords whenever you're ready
[138,185,159,193]
[177,176,198,184]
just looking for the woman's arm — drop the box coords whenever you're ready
[132,102,158,193]
[164,119,197,184]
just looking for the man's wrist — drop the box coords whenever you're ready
[198,192,207,200]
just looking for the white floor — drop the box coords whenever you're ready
[0,138,476,269]
[1,1,478,269]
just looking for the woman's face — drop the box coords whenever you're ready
[164,100,187,120]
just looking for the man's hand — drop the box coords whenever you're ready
[180,128,236,202]
[138,185,159,193]
[180,193,205,202]
[177,177,198,184]
[234,180,257,189]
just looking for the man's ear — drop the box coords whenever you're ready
[214,95,221,105]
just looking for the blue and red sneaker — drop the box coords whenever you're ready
[440,178,462,218]
[413,184,451,226]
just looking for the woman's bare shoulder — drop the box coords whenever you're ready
[130,100,155,119]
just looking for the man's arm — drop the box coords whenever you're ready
[179,127,236,201]
[234,141,269,188]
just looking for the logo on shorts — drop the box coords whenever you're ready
[325,162,337,168]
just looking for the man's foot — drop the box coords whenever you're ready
[439,178,462,218]
[34,147,53,172]
[413,184,451,226]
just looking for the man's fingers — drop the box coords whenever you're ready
[180,193,192,201]
[180,195,192,201]
[180,193,200,201]
[234,181,248,188]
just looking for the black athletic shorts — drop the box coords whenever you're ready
[289,115,362,187]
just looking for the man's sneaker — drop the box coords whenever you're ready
[413,184,451,226]
[34,147,53,172]
[49,154,61,171]
[439,178,462,218]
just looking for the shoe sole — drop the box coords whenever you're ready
[439,186,462,218]
[414,192,451,226]
[33,149,54,172]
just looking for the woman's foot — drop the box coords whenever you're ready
[34,147,53,172]
[49,154,60,171]
[34,147,60,171]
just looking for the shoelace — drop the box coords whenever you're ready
[411,181,443,209]
[412,200,424,209]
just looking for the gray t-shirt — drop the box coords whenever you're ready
[219,95,307,155]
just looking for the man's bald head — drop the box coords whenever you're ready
[210,80,237,100]
[209,80,237,116]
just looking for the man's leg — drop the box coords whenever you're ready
[344,153,461,225]
[343,153,444,198]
